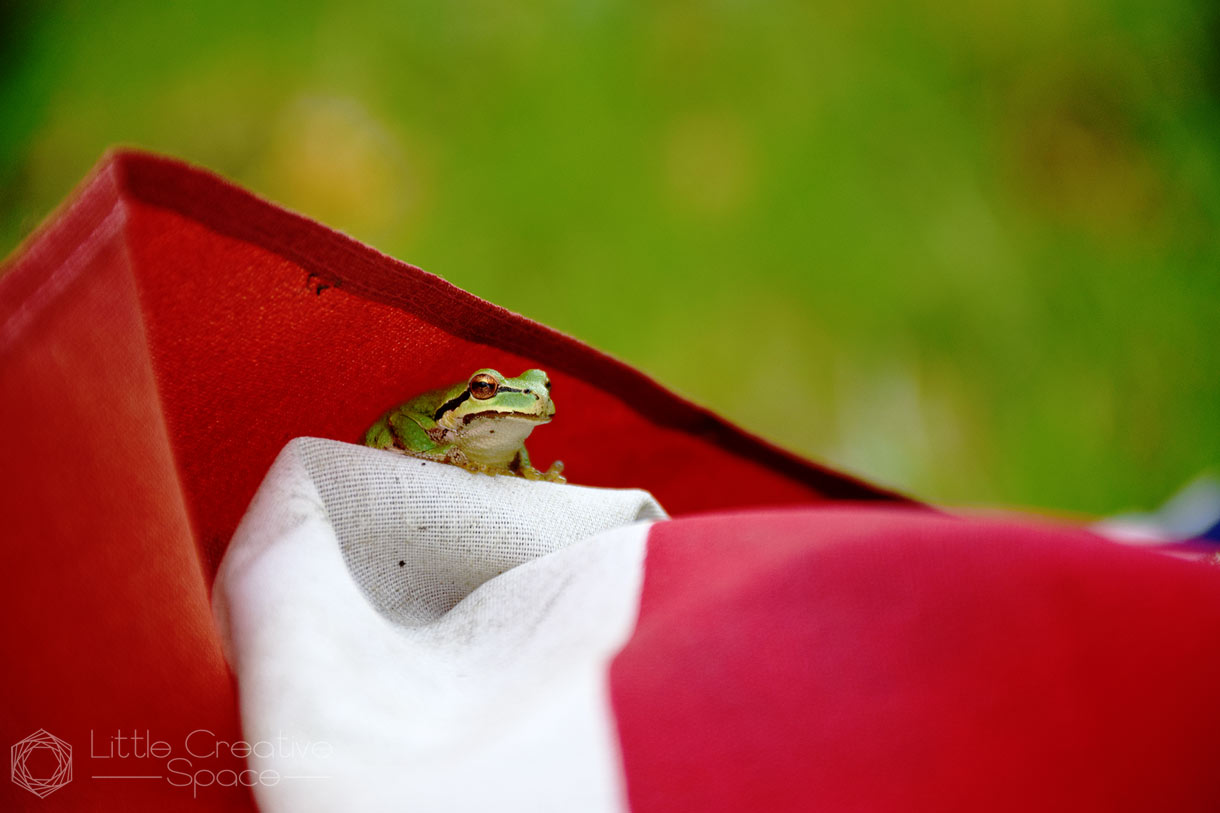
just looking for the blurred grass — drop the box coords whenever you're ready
[2,0,1218,515]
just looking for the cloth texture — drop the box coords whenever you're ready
[214,437,663,812]
[215,444,1220,813]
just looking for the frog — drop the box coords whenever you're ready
[364,368,565,482]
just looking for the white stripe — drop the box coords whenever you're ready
[214,438,658,813]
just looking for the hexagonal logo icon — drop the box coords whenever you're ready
[11,729,73,798]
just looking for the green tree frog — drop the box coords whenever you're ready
[364,368,565,482]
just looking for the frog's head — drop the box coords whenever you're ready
[434,368,555,430]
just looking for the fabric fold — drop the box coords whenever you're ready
[214,438,665,812]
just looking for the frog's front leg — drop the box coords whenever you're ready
[385,409,448,453]
[364,414,399,450]
[514,445,566,484]
[368,409,448,460]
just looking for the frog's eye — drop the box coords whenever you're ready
[544,379,552,390]
[469,373,499,400]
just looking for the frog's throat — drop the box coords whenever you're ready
[455,414,547,467]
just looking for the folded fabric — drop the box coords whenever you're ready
[6,150,1219,812]
[218,438,1220,812]
[214,437,665,812]
[0,150,902,811]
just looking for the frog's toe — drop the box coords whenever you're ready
[536,461,563,480]
[462,461,496,476]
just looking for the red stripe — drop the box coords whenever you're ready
[611,507,1220,812]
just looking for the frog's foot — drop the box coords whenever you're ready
[403,451,448,465]
[403,444,461,466]
[519,460,566,484]
[463,461,500,477]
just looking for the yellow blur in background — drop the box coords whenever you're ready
[2,0,1217,516]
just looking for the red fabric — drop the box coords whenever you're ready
[0,162,250,811]
[611,508,1220,812]
[0,150,906,810]
[124,151,905,573]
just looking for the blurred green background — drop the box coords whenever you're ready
[2,0,1218,515]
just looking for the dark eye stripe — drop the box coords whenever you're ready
[433,389,472,421]
[434,383,540,421]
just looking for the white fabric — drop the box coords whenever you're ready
[213,437,666,813]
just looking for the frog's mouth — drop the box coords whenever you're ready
[462,411,552,425]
